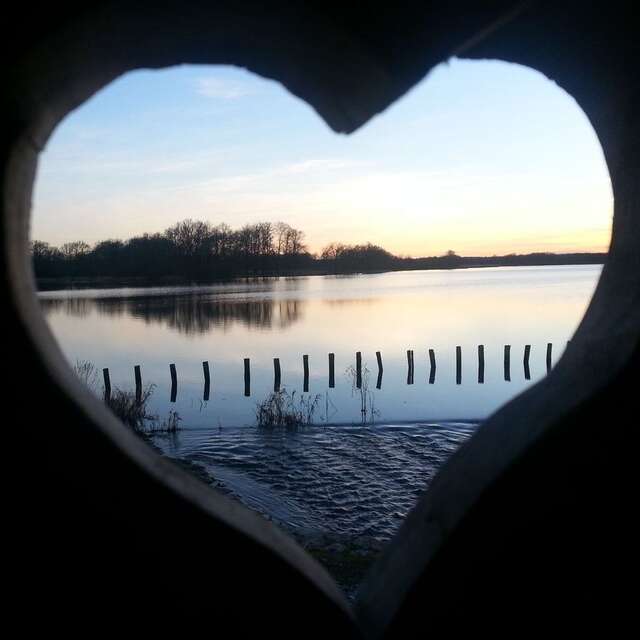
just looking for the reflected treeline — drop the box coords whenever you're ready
[40,297,94,318]
[40,295,304,334]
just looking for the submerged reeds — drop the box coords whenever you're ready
[345,361,379,425]
[72,359,181,434]
[255,388,322,427]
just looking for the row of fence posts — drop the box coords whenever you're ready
[102,342,561,403]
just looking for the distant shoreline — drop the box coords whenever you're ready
[35,254,605,291]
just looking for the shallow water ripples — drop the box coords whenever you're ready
[153,422,477,542]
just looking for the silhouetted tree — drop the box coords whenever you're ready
[31,240,64,277]
[60,241,91,260]
[124,233,176,277]
[320,241,396,273]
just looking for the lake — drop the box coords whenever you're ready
[39,265,601,547]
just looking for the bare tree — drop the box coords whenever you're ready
[31,240,55,259]
[275,222,306,255]
[255,222,274,256]
[165,219,212,257]
[289,228,306,254]
[275,221,290,255]
[60,241,91,260]
[320,242,345,260]
[210,223,232,258]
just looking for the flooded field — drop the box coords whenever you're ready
[40,264,601,426]
[40,264,601,573]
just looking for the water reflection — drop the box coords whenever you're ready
[39,265,602,426]
[41,295,304,334]
[40,297,93,318]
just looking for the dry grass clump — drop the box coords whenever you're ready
[72,360,181,434]
[256,389,321,427]
[106,385,156,431]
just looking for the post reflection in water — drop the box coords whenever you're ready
[40,265,602,428]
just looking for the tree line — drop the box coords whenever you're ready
[31,217,607,283]
[32,219,312,279]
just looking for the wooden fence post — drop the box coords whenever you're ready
[376,351,383,389]
[274,358,281,392]
[170,363,177,402]
[103,368,111,403]
[203,361,210,401]
[303,354,309,392]
[478,345,485,384]
[428,349,436,384]
[134,365,142,404]
[504,345,511,381]
[546,343,553,373]
[456,346,462,385]
[356,352,362,389]
[244,358,250,397]
[523,345,531,380]
[407,350,414,385]
[329,353,335,388]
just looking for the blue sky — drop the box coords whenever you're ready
[32,58,613,256]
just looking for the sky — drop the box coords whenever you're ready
[31,58,613,257]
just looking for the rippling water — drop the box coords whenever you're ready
[152,421,476,541]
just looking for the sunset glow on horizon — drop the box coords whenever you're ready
[32,58,613,257]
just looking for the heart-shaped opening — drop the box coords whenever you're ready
[31,59,611,599]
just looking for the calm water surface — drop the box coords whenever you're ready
[40,265,601,542]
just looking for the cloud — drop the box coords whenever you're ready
[195,77,253,100]
[158,156,362,196]
[282,158,356,174]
